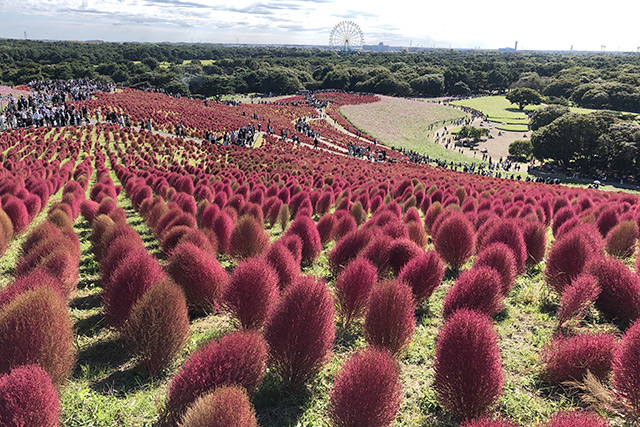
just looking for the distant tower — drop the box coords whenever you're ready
[570,45,573,52]
[514,41,518,51]
[23,31,27,40]
[601,45,606,53]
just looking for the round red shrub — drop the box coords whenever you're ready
[335,257,378,328]
[229,215,270,259]
[284,215,322,266]
[364,279,416,357]
[123,280,190,376]
[433,211,475,270]
[103,250,165,327]
[334,214,358,241]
[3,196,30,234]
[278,234,303,265]
[0,365,60,427]
[522,220,547,267]
[605,220,638,258]
[361,234,393,276]
[543,333,617,384]
[613,319,640,417]
[0,269,64,309]
[480,220,527,273]
[167,242,229,312]
[587,257,640,324]
[178,385,258,427]
[434,309,503,419]
[557,274,600,325]
[264,242,299,290]
[387,238,423,276]
[164,330,267,425]
[545,231,597,294]
[543,410,611,427]
[265,276,335,385]
[328,348,402,427]
[80,199,99,223]
[316,213,337,245]
[442,266,504,319]
[473,243,517,297]
[597,208,619,237]
[398,251,445,303]
[0,286,75,385]
[224,258,279,329]
[329,228,373,273]
[211,211,233,254]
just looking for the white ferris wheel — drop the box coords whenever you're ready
[329,21,364,52]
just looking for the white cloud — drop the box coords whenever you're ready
[0,0,639,50]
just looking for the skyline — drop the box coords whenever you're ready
[1,0,640,52]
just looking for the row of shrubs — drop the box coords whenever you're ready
[0,153,93,425]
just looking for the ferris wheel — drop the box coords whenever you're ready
[329,21,364,52]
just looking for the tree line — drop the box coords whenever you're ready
[2,39,640,111]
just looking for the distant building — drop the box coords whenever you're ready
[363,42,390,52]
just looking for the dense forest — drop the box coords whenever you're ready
[2,39,640,112]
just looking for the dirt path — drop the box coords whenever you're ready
[430,115,530,166]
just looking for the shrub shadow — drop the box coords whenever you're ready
[91,365,152,395]
[254,371,314,427]
[70,292,102,310]
[75,312,106,338]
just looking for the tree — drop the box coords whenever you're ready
[410,74,445,96]
[322,70,350,90]
[529,105,570,131]
[457,126,489,143]
[508,140,533,161]
[506,88,543,110]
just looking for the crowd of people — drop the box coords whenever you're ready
[0,79,113,131]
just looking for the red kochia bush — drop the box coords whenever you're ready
[442,267,504,319]
[164,330,268,425]
[224,258,279,329]
[123,280,190,376]
[210,211,233,254]
[397,251,445,303]
[387,238,423,276]
[329,228,373,273]
[229,215,270,259]
[316,213,337,245]
[473,243,517,297]
[103,251,165,327]
[433,211,475,270]
[587,257,640,324]
[264,242,299,290]
[543,333,617,384]
[0,365,60,427]
[613,319,640,416]
[557,274,600,325]
[335,257,378,328]
[3,196,30,234]
[434,309,503,419]
[545,231,597,293]
[265,276,335,385]
[480,220,527,273]
[178,385,258,427]
[328,348,402,427]
[0,269,64,309]
[522,220,547,267]
[543,410,610,427]
[364,279,416,357]
[284,215,323,266]
[605,220,638,258]
[0,286,75,385]
[167,242,229,312]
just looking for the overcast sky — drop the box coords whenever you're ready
[1,0,639,52]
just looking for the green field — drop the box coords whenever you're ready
[451,96,638,129]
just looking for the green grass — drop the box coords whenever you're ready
[496,124,530,132]
[451,96,638,129]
